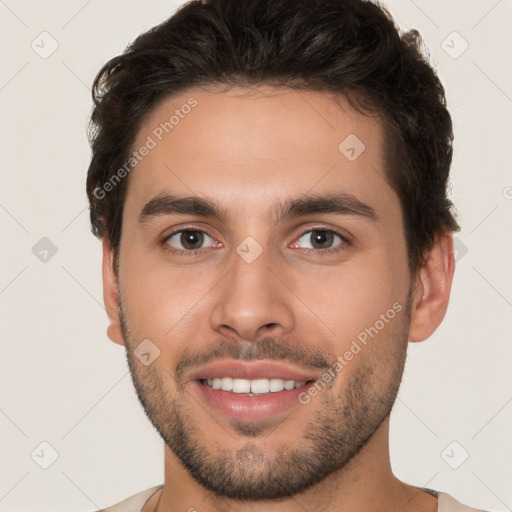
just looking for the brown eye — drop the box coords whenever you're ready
[164,230,215,252]
[295,229,348,251]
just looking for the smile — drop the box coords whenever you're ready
[201,377,306,394]
[188,359,319,421]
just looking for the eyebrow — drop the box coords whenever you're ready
[138,192,378,226]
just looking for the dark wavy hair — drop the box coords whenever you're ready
[86,0,460,277]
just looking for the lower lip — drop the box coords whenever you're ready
[194,381,309,422]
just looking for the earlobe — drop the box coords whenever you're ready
[101,237,126,346]
[408,232,456,343]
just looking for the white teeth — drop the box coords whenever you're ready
[285,380,295,390]
[269,378,285,392]
[220,377,233,391]
[232,378,251,393]
[203,378,307,393]
[251,379,270,394]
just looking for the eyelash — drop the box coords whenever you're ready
[160,226,351,257]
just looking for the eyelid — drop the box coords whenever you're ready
[291,224,352,243]
[161,223,218,241]
[290,226,351,252]
[161,225,219,252]
[160,224,352,255]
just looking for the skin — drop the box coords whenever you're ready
[101,86,455,511]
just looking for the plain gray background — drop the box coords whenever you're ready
[0,1,511,511]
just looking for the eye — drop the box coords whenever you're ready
[164,229,216,253]
[293,229,349,252]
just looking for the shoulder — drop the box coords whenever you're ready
[435,490,493,512]
[93,485,163,512]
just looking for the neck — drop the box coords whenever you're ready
[152,418,437,512]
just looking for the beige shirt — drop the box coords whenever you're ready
[95,486,491,512]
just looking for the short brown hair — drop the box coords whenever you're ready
[86,0,460,277]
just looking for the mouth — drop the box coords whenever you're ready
[189,360,318,423]
[201,377,307,395]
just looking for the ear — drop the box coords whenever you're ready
[408,232,456,343]
[102,236,125,346]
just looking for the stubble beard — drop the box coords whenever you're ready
[120,292,412,500]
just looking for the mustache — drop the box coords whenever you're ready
[175,337,335,381]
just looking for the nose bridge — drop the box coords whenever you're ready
[231,244,274,298]
[210,239,295,340]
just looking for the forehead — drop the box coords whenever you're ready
[124,85,396,224]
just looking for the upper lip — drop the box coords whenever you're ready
[187,359,319,382]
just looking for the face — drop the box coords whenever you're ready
[112,86,415,499]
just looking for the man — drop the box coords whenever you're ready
[86,0,489,510]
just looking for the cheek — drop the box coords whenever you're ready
[297,255,406,348]
[325,303,408,400]
[118,251,219,345]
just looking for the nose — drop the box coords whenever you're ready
[210,246,295,341]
